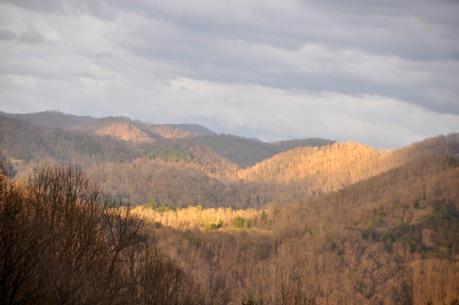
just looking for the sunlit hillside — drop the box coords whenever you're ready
[1,111,458,305]
[238,134,459,193]
[84,120,155,144]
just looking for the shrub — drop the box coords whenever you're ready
[145,198,174,213]
[232,216,246,229]
[210,220,224,230]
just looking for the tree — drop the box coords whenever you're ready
[0,165,204,305]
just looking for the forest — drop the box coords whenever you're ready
[0,111,458,305]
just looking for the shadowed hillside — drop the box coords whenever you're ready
[0,115,138,163]
[0,110,93,129]
[176,134,333,167]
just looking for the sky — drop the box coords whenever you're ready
[1,0,459,147]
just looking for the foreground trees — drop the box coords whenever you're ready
[0,164,203,305]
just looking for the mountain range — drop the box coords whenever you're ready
[1,110,458,305]
[1,110,458,208]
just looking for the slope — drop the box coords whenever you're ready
[0,110,94,129]
[177,134,333,167]
[140,151,459,305]
[0,115,137,163]
[238,134,459,193]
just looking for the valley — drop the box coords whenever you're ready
[1,111,458,305]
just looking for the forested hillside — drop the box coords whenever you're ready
[0,115,138,163]
[1,112,458,209]
[1,111,458,304]
[238,134,459,193]
[1,145,458,305]
[0,110,93,129]
[176,134,333,167]
[0,111,334,207]
[142,154,459,305]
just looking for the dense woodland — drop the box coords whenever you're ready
[0,112,333,207]
[134,155,459,305]
[0,165,205,305]
[1,111,459,305]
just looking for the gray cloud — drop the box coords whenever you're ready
[4,0,62,13]
[0,29,16,40]
[19,30,47,44]
[0,0,458,147]
[93,0,459,113]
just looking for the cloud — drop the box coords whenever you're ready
[18,30,47,44]
[0,29,16,40]
[154,78,459,147]
[0,0,458,147]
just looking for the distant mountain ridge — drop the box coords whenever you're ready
[1,111,216,142]
[1,110,458,208]
[1,111,333,166]
[0,110,93,129]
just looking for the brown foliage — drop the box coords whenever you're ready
[2,112,459,305]
[142,155,459,305]
[0,165,204,305]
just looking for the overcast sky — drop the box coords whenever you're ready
[1,0,459,147]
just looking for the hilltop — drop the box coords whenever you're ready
[1,111,458,208]
[237,134,459,193]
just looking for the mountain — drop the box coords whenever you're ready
[156,123,216,136]
[1,110,457,209]
[2,111,459,305]
[70,117,160,144]
[134,149,459,305]
[0,110,93,129]
[238,142,388,185]
[238,134,459,193]
[3,148,458,305]
[0,111,333,168]
[2,111,215,141]
[0,115,137,163]
[176,134,334,167]
[270,137,335,151]
[72,118,216,142]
